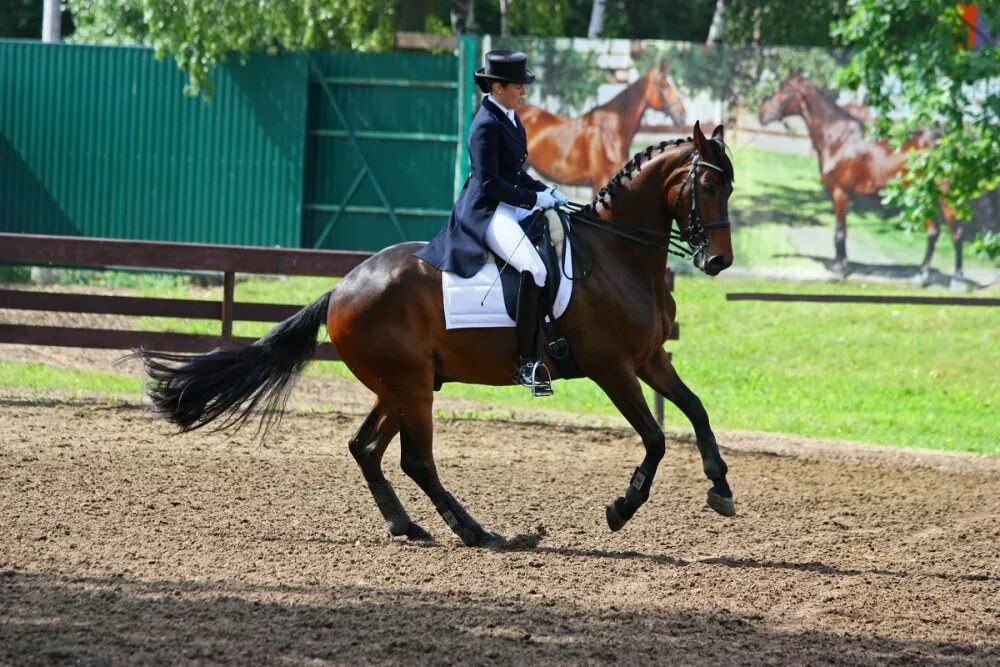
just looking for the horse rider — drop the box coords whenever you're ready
[415,50,569,396]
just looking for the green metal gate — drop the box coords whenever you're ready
[303,37,478,251]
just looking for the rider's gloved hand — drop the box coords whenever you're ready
[547,185,570,206]
[535,190,558,209]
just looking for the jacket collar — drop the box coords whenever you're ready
[482,98,527,149]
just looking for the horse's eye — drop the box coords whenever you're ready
[703,184,715,195]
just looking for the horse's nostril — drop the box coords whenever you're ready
[706,255,728,275]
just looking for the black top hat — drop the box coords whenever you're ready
[474,50,535,87]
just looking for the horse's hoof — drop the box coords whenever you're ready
[477,531,506,548]
[405,522,434,541]
[606,502,627,532]
[707,491,736,517]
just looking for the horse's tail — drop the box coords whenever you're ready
[133,291,332,436]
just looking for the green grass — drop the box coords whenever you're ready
[137,275,337,339]
[670,276,998,454]
[0,360,142,398]
[3,272,997,454]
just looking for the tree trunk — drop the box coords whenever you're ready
[625,0,641,39]
[588,0,606,39]
[500,0,510,37]
[706,0,725,44]
[453,0,475,33]
[42,0,61,42]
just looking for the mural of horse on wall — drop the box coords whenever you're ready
[759,72,965,286]
[519,60,687,194]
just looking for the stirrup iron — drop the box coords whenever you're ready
[528,360,553,397]
[517,361,552,398]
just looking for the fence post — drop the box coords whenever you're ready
[221,271,235,338]
[455,34,480,198]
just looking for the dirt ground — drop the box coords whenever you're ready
[2,391,999,664]
[2,291,1000,664]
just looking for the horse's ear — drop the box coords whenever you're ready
[693,120,708,152]
[712,124,725,144]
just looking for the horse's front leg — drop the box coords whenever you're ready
[592,365,667,531]
[638,348,735,517]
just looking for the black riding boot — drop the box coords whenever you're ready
[513,271,553,396]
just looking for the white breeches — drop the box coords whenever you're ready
[484,203,547,287]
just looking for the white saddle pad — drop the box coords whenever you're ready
[442,214,574,330]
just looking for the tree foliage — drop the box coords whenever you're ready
[447,0,718,42]
[723,0,849,47]
[66,0,395,97]
[493,36,605,114]
[645,43,844,118]
[0,0,44,39]
[835,0,999,240]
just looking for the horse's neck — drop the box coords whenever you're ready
[590,158,675,278]
[797,85,861,155]
[585,206,669,283]
[593,76,650,140]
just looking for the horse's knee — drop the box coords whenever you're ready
[348,435,370,464]
[644,432,666,463]
[400,451,434,484]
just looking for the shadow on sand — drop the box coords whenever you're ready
[2,569,997,664]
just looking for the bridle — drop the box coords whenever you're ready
[564,150,732,260]
[671,151,732,250]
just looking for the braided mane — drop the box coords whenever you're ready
[585,138,692,214]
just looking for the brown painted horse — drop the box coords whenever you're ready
[759,73,963,284]
[519,60,687,194]
[135,122,735,548]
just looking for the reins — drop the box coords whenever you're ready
[560,150,732,262]
[562,201,695,259]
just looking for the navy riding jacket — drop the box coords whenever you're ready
[415,98,547,277]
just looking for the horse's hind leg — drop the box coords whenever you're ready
[350,400,432,541]
[394,389,503,548]
[941,201,965,289]
[638,348,734,518]
[831,187,850,276]
[917,216,941,286]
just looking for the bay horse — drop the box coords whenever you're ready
[135,121,736,548]
[519,60,687,194]
[759,73,963,284]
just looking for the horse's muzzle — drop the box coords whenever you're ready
[694,250,732,276]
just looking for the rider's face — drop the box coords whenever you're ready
[492,82,526,109]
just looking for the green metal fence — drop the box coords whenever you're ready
[0,38,482,251]
[0,41,308,247]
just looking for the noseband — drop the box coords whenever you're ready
[672,151,732,251]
